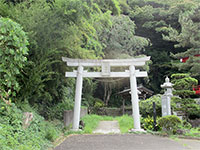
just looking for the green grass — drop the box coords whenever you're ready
[184,128,200,138]
[66,115,200,139]
[81,114,133,133]
[81,115,113,133]
[115,115,133,133]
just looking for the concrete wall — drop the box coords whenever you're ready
[64,108,88,127]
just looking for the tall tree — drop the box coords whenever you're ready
[97,14,150,105]
[0,0,113,116]
[100,15,149,59]
[122,0,198,93]
[159,5,200,80]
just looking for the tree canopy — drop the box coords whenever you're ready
[0,0,200,112]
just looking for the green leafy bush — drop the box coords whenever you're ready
[44,122,59,142]
[172,96,200,119]
[0,101,60,150]
[0,17,29,100]
[182,120,192,129]
[158,115,182,134]
[171,73,199,120]
[139,94,162,117]
[45,86,74,120]
[141,116,153,130]
[91,98,105,114]
[48,99,73,120]
[94,98,105,108]
[141,116,161,131]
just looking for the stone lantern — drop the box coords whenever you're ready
[161,77,173,116]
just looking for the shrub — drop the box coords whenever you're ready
[171,73,197,98]
[46,86,74,120]
[182,120,192,129]
[50,98,74,120]
[0,17,29,101]
[91,98,105,114]
[141,116,161,131]
[141,116,153,130]
[94,98,105,108]
[139,94,162,117]
[172,96,200,119]
[0,101,60,150]
[44,122,59,142]
[158,115,182,134]
[171,74,199,120]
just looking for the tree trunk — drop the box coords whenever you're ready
[103,83,112,106]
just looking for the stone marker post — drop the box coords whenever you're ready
[153,102,157,131]
[161,77,173,116]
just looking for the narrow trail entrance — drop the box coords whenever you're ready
[93,121,120,134]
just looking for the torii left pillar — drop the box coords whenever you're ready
[73,65,83,130]
[130,65,141,130]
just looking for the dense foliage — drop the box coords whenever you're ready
[171,73,197,98]
[139,94,162,117]
[141,116,155,131]
[1,0,112,118]
[0,101,60,150]
[162,4,200,79]
[0,0,200,149]
[0,18,29,103]
[171,73,200,119]
[158,115,182,134]
[172,97,200,120]
[1,0,199,110]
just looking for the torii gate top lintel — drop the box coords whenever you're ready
[62,56,150,67]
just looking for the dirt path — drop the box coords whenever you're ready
[93,121,120,134]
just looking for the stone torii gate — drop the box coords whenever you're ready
[62,57,150,131]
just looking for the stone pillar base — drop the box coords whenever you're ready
[129,128,146,133]
[71,129,82,132]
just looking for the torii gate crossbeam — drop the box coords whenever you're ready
[62,57,150,131]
